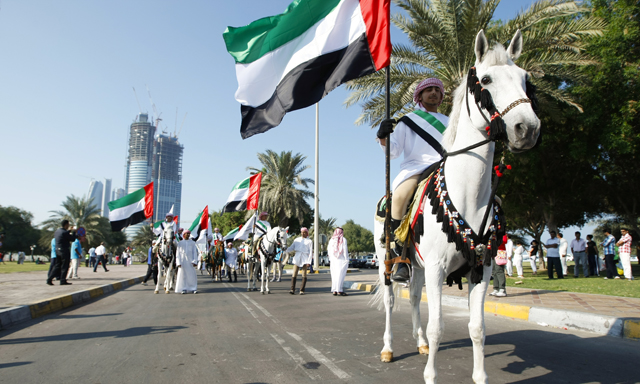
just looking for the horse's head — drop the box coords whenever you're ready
[277,226,289,252]
[163,226,175,242]
[468,29,540,153]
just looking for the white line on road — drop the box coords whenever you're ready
[229,290,262,324]
[287,332,351,380]
[239,292,281,324]
[271,333,319,381]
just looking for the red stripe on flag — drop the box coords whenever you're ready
[360,0,391,71]
[200,206,209,230]
[143,182,154,219]
[247,172,262,211]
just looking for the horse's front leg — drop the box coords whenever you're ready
[379,267,395,363]
[260,257,267,294]
[154,260,162,294]
[468,265,492,384]
[410,267,429,355]
[423,263,445,384]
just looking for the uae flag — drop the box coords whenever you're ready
[224,226,241,241]
[222,172,262,212]
[188,206,211,242]
[152,215,179,236]
[108,182,154,231]
[223,0,391,138]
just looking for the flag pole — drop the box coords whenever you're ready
[314,102,320,273]
[384,68,392,286]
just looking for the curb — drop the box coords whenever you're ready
[0,275,145,330]
[343,280,640,341]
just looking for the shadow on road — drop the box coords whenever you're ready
[57,312,123,319]
[0,326,186,345]
[0,362,32,369]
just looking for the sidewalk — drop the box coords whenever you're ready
[342,273,640,341]
[0,264,146,329]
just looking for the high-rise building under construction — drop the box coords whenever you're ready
[152,134,183,223]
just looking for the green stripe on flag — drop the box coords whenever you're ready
[108,187,146,211]
[153,220,162,229]
[223,0,342,64]
[413,110,447,134]
[232,176,251,191]
[189,211,204,232]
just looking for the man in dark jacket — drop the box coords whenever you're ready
[47,220,77,286]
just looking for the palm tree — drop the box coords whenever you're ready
[248,150,314,227]
[310,215,338,252]
[40,195,109,247]
[345,0,606,125]
[130,223,155,254]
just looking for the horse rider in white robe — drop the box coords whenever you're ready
[153,205,178,249]
[175,229,199,294]
[377,77,449,283]
[328,227,349,296]
[286,227,313,295]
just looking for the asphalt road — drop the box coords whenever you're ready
[0,270,638,384]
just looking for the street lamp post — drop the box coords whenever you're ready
[30,245,36,262]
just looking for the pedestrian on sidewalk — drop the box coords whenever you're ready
[513,240,524,278]
[586,234,599,277]
[542,230,563,279]
[328,227,349,296]
[287,227,313,295]
[121,249,128,267]
[528,240,538,276]
[616,228,634,281]
[66,236,83,279]
[84,252,90,267]
[142,244,157,286]
[93,242,109,273]
[601,229,619,279]
[89,246,96,269]
[47,220,77,286]
[571,231,589,277]
[490,235,509,297]
[557,232,568,277]
[505,234,514,277]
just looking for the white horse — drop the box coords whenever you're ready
[244,242,260,292]
[257,226,289,294]
[373,30,540,383]
[155,225,177,294]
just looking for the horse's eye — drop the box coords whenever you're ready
[481,76,491,85]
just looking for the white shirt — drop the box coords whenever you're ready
[514,245,524,257]
[225,247,238,268]
[95,245,106,256]
[558,238,568,256]
[570,238,586,252]
[381,104,449,191]
[176,239,198,266]
[506,239,514,257]
[89,247,96,257]
[546,238,560,257]
[288,237,313,267]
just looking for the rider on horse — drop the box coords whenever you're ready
[377,77,449,283]
[153,205,178,244]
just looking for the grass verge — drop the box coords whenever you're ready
[0,262,51,273]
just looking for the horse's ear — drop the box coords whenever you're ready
[285,226,289,233]
[475,30,489,63]
[507,29,523,61]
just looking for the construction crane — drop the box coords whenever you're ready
[146,85,165,132]
[176,112,188,138]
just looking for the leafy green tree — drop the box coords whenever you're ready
[310,214,337,252]
[575,0,640,234]
[248,150,314,227]
[210,210,248,237]
[342,220,375,255]
[345,0,605,125]
[130,223,155,254]
[0,205,41,255]
[40,195,107,246]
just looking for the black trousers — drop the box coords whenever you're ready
[93,256,108,272]
[587,253,598,276]
[143,264,158,284]
[604,254,619,279]
[547,257,564,279]
[48,252,70,283]
[48,258,61,280]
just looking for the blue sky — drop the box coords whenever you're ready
[0,0,550,234]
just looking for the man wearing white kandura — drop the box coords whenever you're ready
[175,230,199,294]
[513,240,524,278]
[328,227,349,296]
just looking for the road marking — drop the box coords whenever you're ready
[239,292,280,324]
[288,332,351,380]
[271,333,318,381]
[229,290,262,324]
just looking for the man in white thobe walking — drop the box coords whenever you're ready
[175,230,199,294]
[286,227,313,295]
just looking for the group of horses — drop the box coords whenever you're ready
[151,30,539,384]
[152,224,290,296]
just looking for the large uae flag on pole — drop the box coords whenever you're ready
[222,172,262,212]
[189,206,211,242]
[223,0,391,139]
[108,182,154,231]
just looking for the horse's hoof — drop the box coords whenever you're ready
[262,291,265,295]
[154,290,159,294]
[381,351,393,363]
[165,290,169,294]
[267,291,271,294]
[418,345,429,355]
[247,288,251,292]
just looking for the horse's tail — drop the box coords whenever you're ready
[369,278,402,312]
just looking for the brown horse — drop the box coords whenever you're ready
[206,240,225,281]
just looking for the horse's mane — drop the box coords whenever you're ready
[442,44,512,149]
